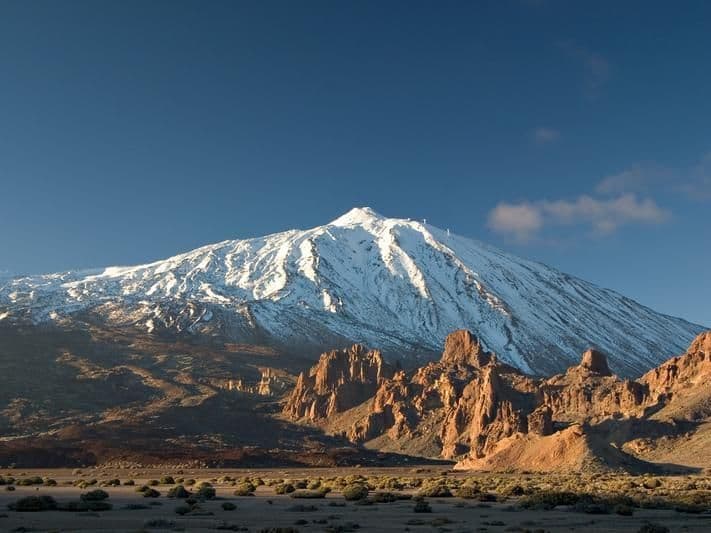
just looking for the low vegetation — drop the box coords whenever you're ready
[167,485,191,498]
[8,496,58,512]
[234,481,256,496]
[342,484,368,501]
[290,489,326,499]
[1,468,709,528]
[274,483,296,495]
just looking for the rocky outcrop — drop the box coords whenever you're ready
[540,351,650,423]
[226,368,292,397]
[282,344,393,421]
[641,331,711,398]
[455,330,711,472]
[314,330,539,459]
[340,331,642,461]
[440,329,494,368]
[580,348,612,375]
[286,329,711,473]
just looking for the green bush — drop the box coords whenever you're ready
[16,476,43,486]
[59,500,112,512]
[502,484,525,496]
[160,476,176,485]
[370,492,398,503]
[290,490,326,499]
[196,485,216,500]
[455,486,480,499]
[81,489,110,501]
[417,484,452,498]
[222,502,237,511]
[123,479,135,486]
[234,482,256,496]
[275,483,295,495]
[9,495,58,512]
[142,488,161,498]
[520,491,580,510]
[148,479,160,486]
[167,485,191,499]
[343,484,368,501]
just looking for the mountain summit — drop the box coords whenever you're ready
[0,207,703,375]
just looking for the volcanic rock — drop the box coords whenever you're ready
[287,329,711,473]
[282,344,393,421]
[579,348,612,375]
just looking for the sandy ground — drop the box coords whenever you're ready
[0,468,709,532]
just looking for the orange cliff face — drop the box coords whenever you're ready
[284,329,711,473]
[641,331,711,398]
[282,344,393,421]
[454,330,711,472]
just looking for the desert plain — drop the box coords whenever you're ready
[0,466,709,532]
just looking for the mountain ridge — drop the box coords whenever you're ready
[0,207,704,376]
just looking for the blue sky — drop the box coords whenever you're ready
[0,0,709,326]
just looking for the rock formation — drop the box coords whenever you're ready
[226,368,292,397]
[641,330,711,400]
[579,348,612,375]
[282,344,393,421]
[285,329,711,473]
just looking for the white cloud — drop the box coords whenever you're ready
[596,165,648,194]
[542,194,668,233]
[533,127,560,144]
[488,194,669,242]
[596,153,711,200]
[487,202,543,242]
[596,164,674,195]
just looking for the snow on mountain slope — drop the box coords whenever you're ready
[0,207,704,376]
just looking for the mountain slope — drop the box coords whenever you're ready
[0,207,703,375]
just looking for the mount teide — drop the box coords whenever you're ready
[0,207,703,376]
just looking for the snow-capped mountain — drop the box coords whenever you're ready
[0,207,704,376]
